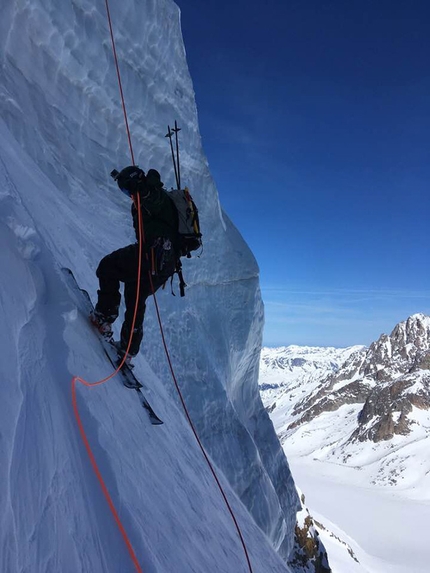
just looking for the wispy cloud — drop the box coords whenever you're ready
[262,285,430,299]
[261,284,430,347]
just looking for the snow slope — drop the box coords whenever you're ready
[0,0,299,571]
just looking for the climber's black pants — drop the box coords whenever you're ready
[96,243,175,355]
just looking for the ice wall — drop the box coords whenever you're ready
[0,0,299,564]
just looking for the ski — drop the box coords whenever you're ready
[62,267,163,425]
[107,359,164,426]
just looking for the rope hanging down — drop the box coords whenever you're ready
[70,1,146,571]
[70,1,254,572]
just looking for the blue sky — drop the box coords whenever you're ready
[177,0,430,347]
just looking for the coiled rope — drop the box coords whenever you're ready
[70,1,254,571]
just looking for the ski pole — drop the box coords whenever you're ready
[165,125,180,189]
[173,120,181,189]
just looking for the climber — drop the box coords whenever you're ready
[90,165,179,363]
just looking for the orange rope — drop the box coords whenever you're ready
[70,200,144,573]
[69,1,144,571]
[70,1,254,572]
[105,0,135,165]
[71,376,143,572]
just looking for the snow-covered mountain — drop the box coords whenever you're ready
[260,314,430,493]
[0,1,301,572]
[260,345,363,407]
[260,315,430,573]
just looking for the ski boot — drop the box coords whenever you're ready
[90,310,114,341]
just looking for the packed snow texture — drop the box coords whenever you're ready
[0,1,299,571]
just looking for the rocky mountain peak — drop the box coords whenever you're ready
[391,313,430,347]
[361,313,430,381]
[262,315,430,451]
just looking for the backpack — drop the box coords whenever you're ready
[112,165,202,296]
[164,187,202,298]
[167,187,202,258]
